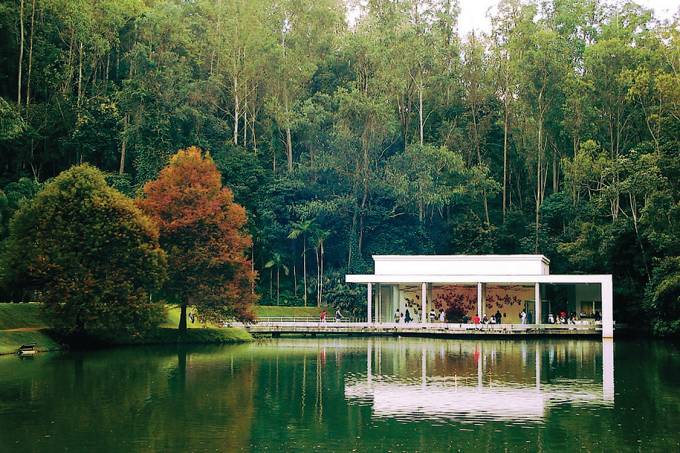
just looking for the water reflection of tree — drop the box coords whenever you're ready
[0,346,257,451]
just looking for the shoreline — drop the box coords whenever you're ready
[0,326,253,356]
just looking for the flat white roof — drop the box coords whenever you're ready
[372,254,551,276]
[374,254,550,264]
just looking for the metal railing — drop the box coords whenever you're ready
[256,316,366,323]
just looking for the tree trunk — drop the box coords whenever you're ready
[63,30,74,95]
[119,114,129,174]
[358,134,370,255]
[179,303,187,332]
[303,237,307,307]
[471,105,490,225]
[250,100,257,152]
[502,103,509,221]
[284,87,293,171]
[418,81,424,146]
[276,267,280,305]
[233,75,239,145]
[630,193,651,280]
[293,262,297,296]
[552,144,558,194]
[77,42,83,106]
[286,126,293,172]
[17,0,25,108]
[315,246,320,307]
[243,107,247,146]
[535,113,543,253]
[25,0,36,110]
[319,240,324,307]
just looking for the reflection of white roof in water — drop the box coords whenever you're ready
[344,378,611,422]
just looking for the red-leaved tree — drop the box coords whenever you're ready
[138,147,256,331]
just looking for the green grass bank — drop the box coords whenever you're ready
[255,305,324,318]
[0,303,254,355]
[0,303,324,354]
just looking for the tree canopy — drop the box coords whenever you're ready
[0,0,679,334]
[138,147,256,330]
[1,164,167,336]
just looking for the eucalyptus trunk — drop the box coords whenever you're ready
[502,102,509,221]
[17,0,25,108]
[25,0,36,109]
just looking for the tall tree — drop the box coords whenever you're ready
[1,165,167,336]
[138,147,257,331]
[264,252,288,305]
[288,218,314,307]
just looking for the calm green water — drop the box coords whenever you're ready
[1,338,679,452]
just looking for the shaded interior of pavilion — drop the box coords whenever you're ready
[372,282,603,324]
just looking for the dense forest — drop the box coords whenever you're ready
[0,0,678,335]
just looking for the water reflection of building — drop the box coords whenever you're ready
[344,339,615,422]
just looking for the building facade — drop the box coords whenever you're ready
[346,255,614,338]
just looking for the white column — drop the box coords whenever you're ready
[378,284,382,324]
[367,283,372,324]
[421,282,427,323]
[477,282,483,317]
[602,276,613,338]
[535,283,541,324]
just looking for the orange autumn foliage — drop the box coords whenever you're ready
[138,147,256,324]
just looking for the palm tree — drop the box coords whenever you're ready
[312,228,330,307]
[264,252,289,305]
[288,219,314,307]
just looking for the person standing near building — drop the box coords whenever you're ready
[520,309,527,324]
[394,309,400,323]
[494,310,502,325]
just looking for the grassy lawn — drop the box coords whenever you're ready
[163,305,223,329]
[0,329,60,355]
[0,303,45,330]
[0,303,251,353]
[255,305,324,318]
[165,304,325,322]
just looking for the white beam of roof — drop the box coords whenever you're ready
[346,274,611,284]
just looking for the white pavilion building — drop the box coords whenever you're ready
[345,255,614,338]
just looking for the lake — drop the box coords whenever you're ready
[1,337,679,452]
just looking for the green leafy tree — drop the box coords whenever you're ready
[264,252,289,306]
[288,219,315,307]
[1,164,167,337]
[644,257,680,337]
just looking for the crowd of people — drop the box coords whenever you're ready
[319,306,602,325]
[546,310,601,324]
